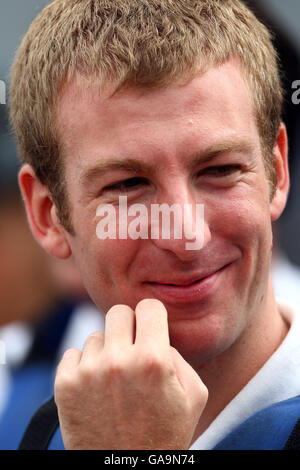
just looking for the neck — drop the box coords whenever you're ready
[191,277,289,442]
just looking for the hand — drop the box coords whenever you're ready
[54,298,208,450]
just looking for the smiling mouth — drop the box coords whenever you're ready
[144,264,229,304]
[148,264,228,287]
[155,277,209,287]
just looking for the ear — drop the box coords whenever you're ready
[270,123,290,222]
[18,164,72,259]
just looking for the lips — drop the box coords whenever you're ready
[147,264,227,286]
[144,264,229,304]
[149,273,214,287]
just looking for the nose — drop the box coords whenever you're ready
[150,186,211,261]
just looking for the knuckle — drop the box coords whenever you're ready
[138,350,164,376]
[192,382,209,414]
[85,331,104,343]
[200,383,209,404]
[61,347,80,362]
[54,349,81,400]
[101,352,128,381]
[79,363,97,383]
[55,370,78,401]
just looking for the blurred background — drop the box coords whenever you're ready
[0,0,105,450]
[0,0,299,449]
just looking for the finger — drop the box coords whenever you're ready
[55,348,82,399]
[134,298,170,351]
[57,347,82,373]
[104,304,135,349]
[80,331,105,365]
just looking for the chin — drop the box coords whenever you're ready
[168,312,237,367]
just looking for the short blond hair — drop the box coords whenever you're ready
[10,0,283,231]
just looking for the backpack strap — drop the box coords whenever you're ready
[18,397,59,450]
[283,418,300,450]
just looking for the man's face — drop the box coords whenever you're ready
[56,60,281,365]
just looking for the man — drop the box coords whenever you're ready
[9,0,300,450]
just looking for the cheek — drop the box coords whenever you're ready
[210,185,272,244]
[73,234,142,311]
[210,190,273,279]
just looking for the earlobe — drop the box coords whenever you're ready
[270,123,290,222]
[18,164,72,259]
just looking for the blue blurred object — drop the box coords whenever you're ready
[0,299,76,450]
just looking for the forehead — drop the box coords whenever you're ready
[56,59,259,172]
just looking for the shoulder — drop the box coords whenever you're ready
[214,395,300,450]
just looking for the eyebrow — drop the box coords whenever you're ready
[187,137,254,169]
[80,137,254,186]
